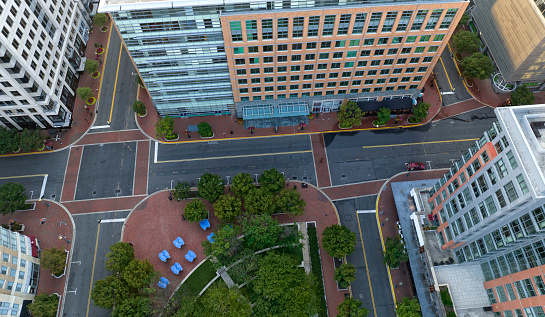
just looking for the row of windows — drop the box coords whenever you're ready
[488,285,545,317]
[237,70,426,84]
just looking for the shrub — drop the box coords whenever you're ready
[155,115,175,139]
[135,75,144,87]
[93,13,108,27]
[197,122,213,137]
[307,226,327,317]
[441,289,453,306]
[383,236,408,269]
[84,60,99,75]
[132,101,146,116]
[511,86,535,106]
[458,13,470,26]
[337,100,363,127]
[76,87,93,102]
[184,199,207,222]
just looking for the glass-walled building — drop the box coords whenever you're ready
[99,0,468,119]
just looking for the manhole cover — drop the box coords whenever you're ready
[50,194,56,199]
[302,176,308,180]
[292,176,298,180]
[341,174,347,178]
[92,191,97,195]
[115,189,121,194]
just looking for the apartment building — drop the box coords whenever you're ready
[471,0,545,90]
[426,105,545,316]
[0,0,91,130]
[0,227,40,316]
[99,0,468,119]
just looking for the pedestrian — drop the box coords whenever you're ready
[223,132,226,138]
[40,218,46,225]
[181,215,186,220]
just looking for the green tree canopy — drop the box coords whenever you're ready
[243,188,275,215]
[253,253,317,317]
[377,107,391,124]
[383,236,408,269]
[411,102,431,123]
[122,259,156,290]
[321,225,357,259]
[0,182,27,215]
[337,297,369,317]
[27,293,59,317]
[155,115,175,139]
[461,52,494,80]
[231,172,254,198]
[458,13,470,26]
[334,263,357,289]
[93,13,108,27]
[199,284,252,317]
[112,295,152,317]
[20,129,44,152]
[241,214,282,250]
[259,168,285,194]
[198,172,224,203]
[395,297,421,317]
[172,181,191,201]
[275,188,306,215]
[106,242,134,273]
[132,101,146,116]
[197,122,213,138]
[202,225,240,260]
[84,60,99,75]
[91,275,130,309]
[213,194,242,223]
[76,87,93,102]
[452,30,480,54]
[0,127,19,154]
[511,86,535,106]
[41,248,67,276]
[184,199,207,222]
[338,100,363,128]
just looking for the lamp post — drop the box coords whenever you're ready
[58,235,71,243]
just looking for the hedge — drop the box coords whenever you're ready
[308,226,327,317]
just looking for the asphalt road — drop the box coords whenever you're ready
[325,106,497,186]
[0,150,68,201]
[63,210,129,317]
[433,46,473,106]
[148,135,316,192]
[75,142,136,200]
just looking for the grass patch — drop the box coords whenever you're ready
[176,259,217,297]
[272,244,303,262]
[308,225,327,317]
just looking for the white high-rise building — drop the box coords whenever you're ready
[0,0,91,130]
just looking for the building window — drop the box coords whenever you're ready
[338,14,352,35]
[277,18,289,39]
[516,174,529,195]
[307,42,317,49]
[246,20,257,41]
[233,47,244,54]
[292,17,305,38]
[428,46,439,52]
[382,11,397,32]
[323,15,336,36]
[534,276,545,295]
[504,181,519,203]
[230,22,242,42]
[363,39,374,46]
[425,9,443,30]
[411,10,428,31]
[440,8,458,29]
[321,41,331,49]
[505,283,517,301]
[349,40,360,47]
[396,11,413,31]
[368,12,382,33]
[486,288,497,304]
[262,19,273,40]
[507,151,518,170]
[434,34,445,41]
[495,189,507,208]
[352,13,367,34]
[495,159,508,178]
[308,16,320,37]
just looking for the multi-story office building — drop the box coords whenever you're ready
[0,227,40,316]
[0,0,91,130]
[99,0,468,120]
[426,105,545,316]
[471,0,545,91]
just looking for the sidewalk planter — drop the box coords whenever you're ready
[86,97,96,106]
[38,144,45,151]
[200,132,215,139]
[165,133,179,141]
[197,122,214,138]
[465,76,474,87]
[100,26,109,32]
[407,117,421,124]
[137,109,147,118]
[91,71,100,79]
[96,47,105,55]
[338,122,353,130]
[372,120,386,128]
[455,53,463,62]
[52,250,69,279]
[13,147,20,153]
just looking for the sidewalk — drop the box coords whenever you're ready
[136,77,441,144]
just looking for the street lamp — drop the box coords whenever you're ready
[59,235,71,243]
[56,221,67,227]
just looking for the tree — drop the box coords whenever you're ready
[410,102,431,123]
[202,225,240,260]
[91,275,130,309]
[155,115,175,139]
[511,86,535,106]
[241,214,282,250]
[27,293,59,317]
[337,100,363,128]
[106,242,134,273]
[334,263,357,288]
[0,182,27,215]
[197,122,213,138]
[383,236,408,269]
[376,107,391,125]
[41,248,67,276]
[259,168,285,194]
[122,259,156,290]
[337,297,369,317]
[198,172,224,203]
[0,127,19,154]
[275,188,306,215]
[93,13,108,27]
[172,181,191,201]
[84,60,99,75]
[395,297,421,317]
[452,30,480,54]
[253,253,317,317]
[183,199,207,222]
[20,129,44,152]
[243,188,275,215]
[213,194,242,222]
[112,295,151,317]
[77,87,93,102]
[199,284,252,317]
[132,100,146,116]
[231,172,254,198]
[458,13,470,26]
[321,225,356,259]
[461,52,494,80]
[135,75,144,87]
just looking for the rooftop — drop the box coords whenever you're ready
[495,105,545,197]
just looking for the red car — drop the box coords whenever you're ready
[405,162,425,171]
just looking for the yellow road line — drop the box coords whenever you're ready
[97,19,113,111]
[439,56,454,91]
[375,196,398,308]
[156,150,312,164]
[362,138,479,149]
[86,222,101,317]
[356,211,378,317]
[109,43,123,124]
[0,174,47,180]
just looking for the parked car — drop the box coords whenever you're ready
[405,162,425,171]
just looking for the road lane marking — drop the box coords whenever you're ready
[375,196,398,309]
[0,174,47,180]
[96,19,113,114]
[108,42,123,124]
[100,218,126,223]
[90,125,111,129]
[357,210,376,214]
[86,222,101,317]
[39,175,48,200]
[439,56,454,91]
[362,138,479,149]
[356,211,378,317]
[156,150,312,164]
[154,142,158,163]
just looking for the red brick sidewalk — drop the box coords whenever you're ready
[311,134,332,188]
[60,146,83,202]
[134,140,150,196]
[122,183,347,316]
[432,98,486,122]
[75,129,147,146]
[62,195,145,214]
[322,179,386,200]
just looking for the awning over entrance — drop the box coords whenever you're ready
[352,97,413,112]
[243,102,309,120]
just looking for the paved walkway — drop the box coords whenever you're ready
[322,180,386,201]
[310,134,332,188]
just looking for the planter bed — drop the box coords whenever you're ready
[307,223,327,317]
